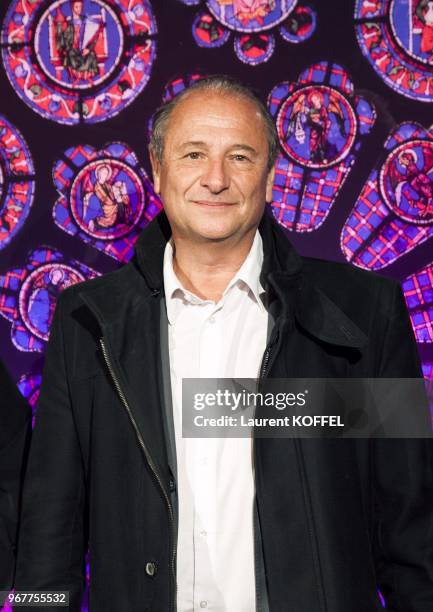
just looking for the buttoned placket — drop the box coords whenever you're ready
[166,232,267,612]
[171,292,226,611]
[194,296,222,611]
[176,287,246,611]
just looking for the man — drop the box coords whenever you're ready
[14,76,433,611]
[0,359,31,602]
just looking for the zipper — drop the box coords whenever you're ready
[252,320,281,612]
[258,317,327,611]
[258,319,281,382]
[99,337,177,612]
[255,316,327,611]
[259,343,272,381]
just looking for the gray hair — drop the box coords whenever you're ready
[149,75,279,171]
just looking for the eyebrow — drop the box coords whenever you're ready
[178,141,259,155]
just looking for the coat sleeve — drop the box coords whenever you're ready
[13,289,86,611]
[372,280,433,612]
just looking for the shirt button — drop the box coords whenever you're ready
[200,530,207,537]
[200,601,208,608]
[145,561,157,577]
[208,316,215,324]
[169,478,176,492]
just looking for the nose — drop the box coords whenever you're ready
[200,158,230,194]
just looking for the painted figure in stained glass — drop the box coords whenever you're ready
[83,163,131,232]
[287,89,345,165]
[210,0,295,29]
[341,122,433,270]
[381,140,433,223]
[181,0,315,65]
[54,0,102,84]
[223,0,273,26]
[415,1,433,63]
[26,266,78,338]
[355,0,433,101]
[268,62,375,233]
[53,143,162,262]
[393,149,433,217]
[0,248,98,352]
[392,0,433,65]
[2,0,157,123]
[38,0,121,90]
[278,85,355,169]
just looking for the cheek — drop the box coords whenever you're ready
[159,170,199,212]
[165,165,199,191]
[159,169,182,199]
[239,175,268,201]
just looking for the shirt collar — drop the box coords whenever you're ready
[226,229,265,309]
[163,230,266,325]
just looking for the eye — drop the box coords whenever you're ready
[231,154,250,162]
[185,151,202,160]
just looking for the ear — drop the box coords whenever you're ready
[265,164,275,203]
[149,147,161,195]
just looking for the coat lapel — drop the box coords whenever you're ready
[294,275,368,349]
[79,272,171,490]
[257,206,368,350]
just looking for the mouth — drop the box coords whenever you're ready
[193,200,237,208]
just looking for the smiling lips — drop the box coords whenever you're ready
[194,200,237,207]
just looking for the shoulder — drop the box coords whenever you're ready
[301,255,398,296]
[58,261,139,301]
[300,255,401,324]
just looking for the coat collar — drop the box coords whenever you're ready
[133,203,303,291]
[78,206,367,350]
[76,206,367,487]
[129,206,368,350]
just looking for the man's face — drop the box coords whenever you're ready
[150,91,275,244]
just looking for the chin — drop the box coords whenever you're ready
[188,218,241,241]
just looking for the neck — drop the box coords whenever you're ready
[171,228,257,303]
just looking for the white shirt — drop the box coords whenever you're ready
[163,230,268,612]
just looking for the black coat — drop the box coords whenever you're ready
[14,207,433,611]
[0,359,31,596]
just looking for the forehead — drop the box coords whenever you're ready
[165,91,268,147]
